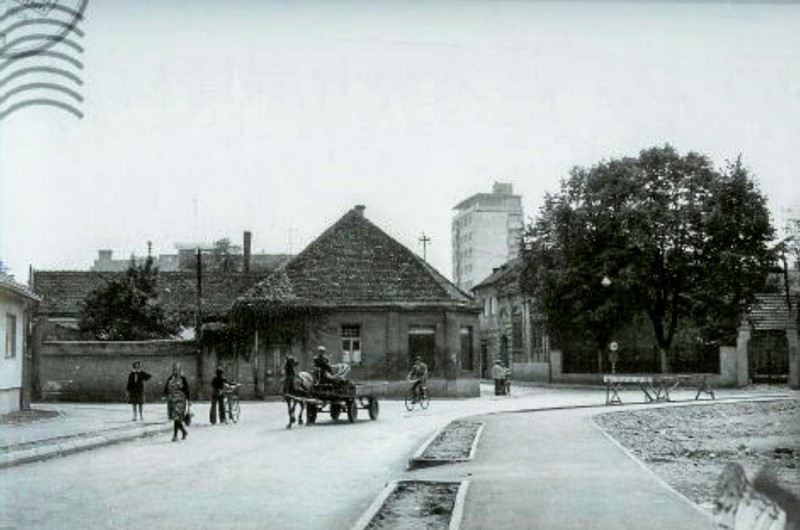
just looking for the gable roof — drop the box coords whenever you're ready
[238,206,473,310]
[471,258,522,297]
[32,270,269,319]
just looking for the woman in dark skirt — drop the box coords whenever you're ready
[163,363,190,442]
[127,361,152,421]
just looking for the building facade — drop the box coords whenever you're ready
[0,275,40,414]
[452,182,524,291]
[470,259,550,379]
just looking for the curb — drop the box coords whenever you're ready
[408,421,486,470]
[0,423,173,469]
[351,479,470,530]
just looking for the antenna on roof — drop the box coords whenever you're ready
[419,233,431,262]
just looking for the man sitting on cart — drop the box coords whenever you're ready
[313,346,334,385]
[408,357,428,401]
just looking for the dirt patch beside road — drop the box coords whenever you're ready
[595,399,800,509]
[365,481,459,530]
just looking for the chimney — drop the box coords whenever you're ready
[354,205,366,217]
[243,231,252,274]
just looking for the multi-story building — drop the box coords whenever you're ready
[451,182,524,291]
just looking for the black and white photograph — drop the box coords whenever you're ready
[1,1,799,529]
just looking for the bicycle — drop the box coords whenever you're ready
[404,380,429,411]
[223,383,241,423]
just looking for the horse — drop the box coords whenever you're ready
[283,356,313,429]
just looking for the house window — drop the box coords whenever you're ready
[341,325,361,365]
[483,298,490,317]
[5,313,17,358]
[460,326,474,371]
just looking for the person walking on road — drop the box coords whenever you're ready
[492,359,509,396]
[126,361,152,421]
[210,368,234,425]
[164,363,190,442]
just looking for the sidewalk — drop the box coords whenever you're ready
[0,403,173,468]
[403,406,712,529]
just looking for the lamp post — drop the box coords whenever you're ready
[598,275,612,373]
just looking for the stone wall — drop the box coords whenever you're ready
[39,340,200,402]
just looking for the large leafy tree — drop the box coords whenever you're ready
[79,256,180,340]
[521,145,776,373]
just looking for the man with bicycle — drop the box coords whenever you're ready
[407,357,428,401]
[210,368,236,424]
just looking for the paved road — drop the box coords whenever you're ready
[1,385,608,530]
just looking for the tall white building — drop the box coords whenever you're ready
[452,182,524,291]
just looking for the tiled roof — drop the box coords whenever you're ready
[32,270,269,318]
[0,276,40,302]
[472,258,522,296]
[746,293,799,331]
[239,207,473,310]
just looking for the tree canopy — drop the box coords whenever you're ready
[520,145,776,373]
[79,256,180,340]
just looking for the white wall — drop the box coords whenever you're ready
[0,292,25,411]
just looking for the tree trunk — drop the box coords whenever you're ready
[658,346,670,374]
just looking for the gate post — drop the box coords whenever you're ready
[735,324,751,387]
[787,315,799,389]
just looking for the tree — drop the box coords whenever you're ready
[521,145,776,373]
[79,256,180,340]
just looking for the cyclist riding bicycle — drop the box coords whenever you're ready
[407,357,428,401]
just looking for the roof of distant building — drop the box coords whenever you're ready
[32,270,270,319]
[471,258,523,297]
[453,182,522,211]
[238,206,473,310]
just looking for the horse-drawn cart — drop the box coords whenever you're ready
[287,381,380,424]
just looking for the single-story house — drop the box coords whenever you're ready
[233,205,481,397]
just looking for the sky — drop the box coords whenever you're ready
[2,0,799,283]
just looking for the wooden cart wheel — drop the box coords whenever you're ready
[346,399,358,423]
[368,398,379,420]
[307,403,317,424]
[330,404,342,420]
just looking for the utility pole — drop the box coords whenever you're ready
[419,233,431,261]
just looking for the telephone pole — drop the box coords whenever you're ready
[419,233,431,261]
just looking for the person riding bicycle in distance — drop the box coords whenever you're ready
[408,356,428,400]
